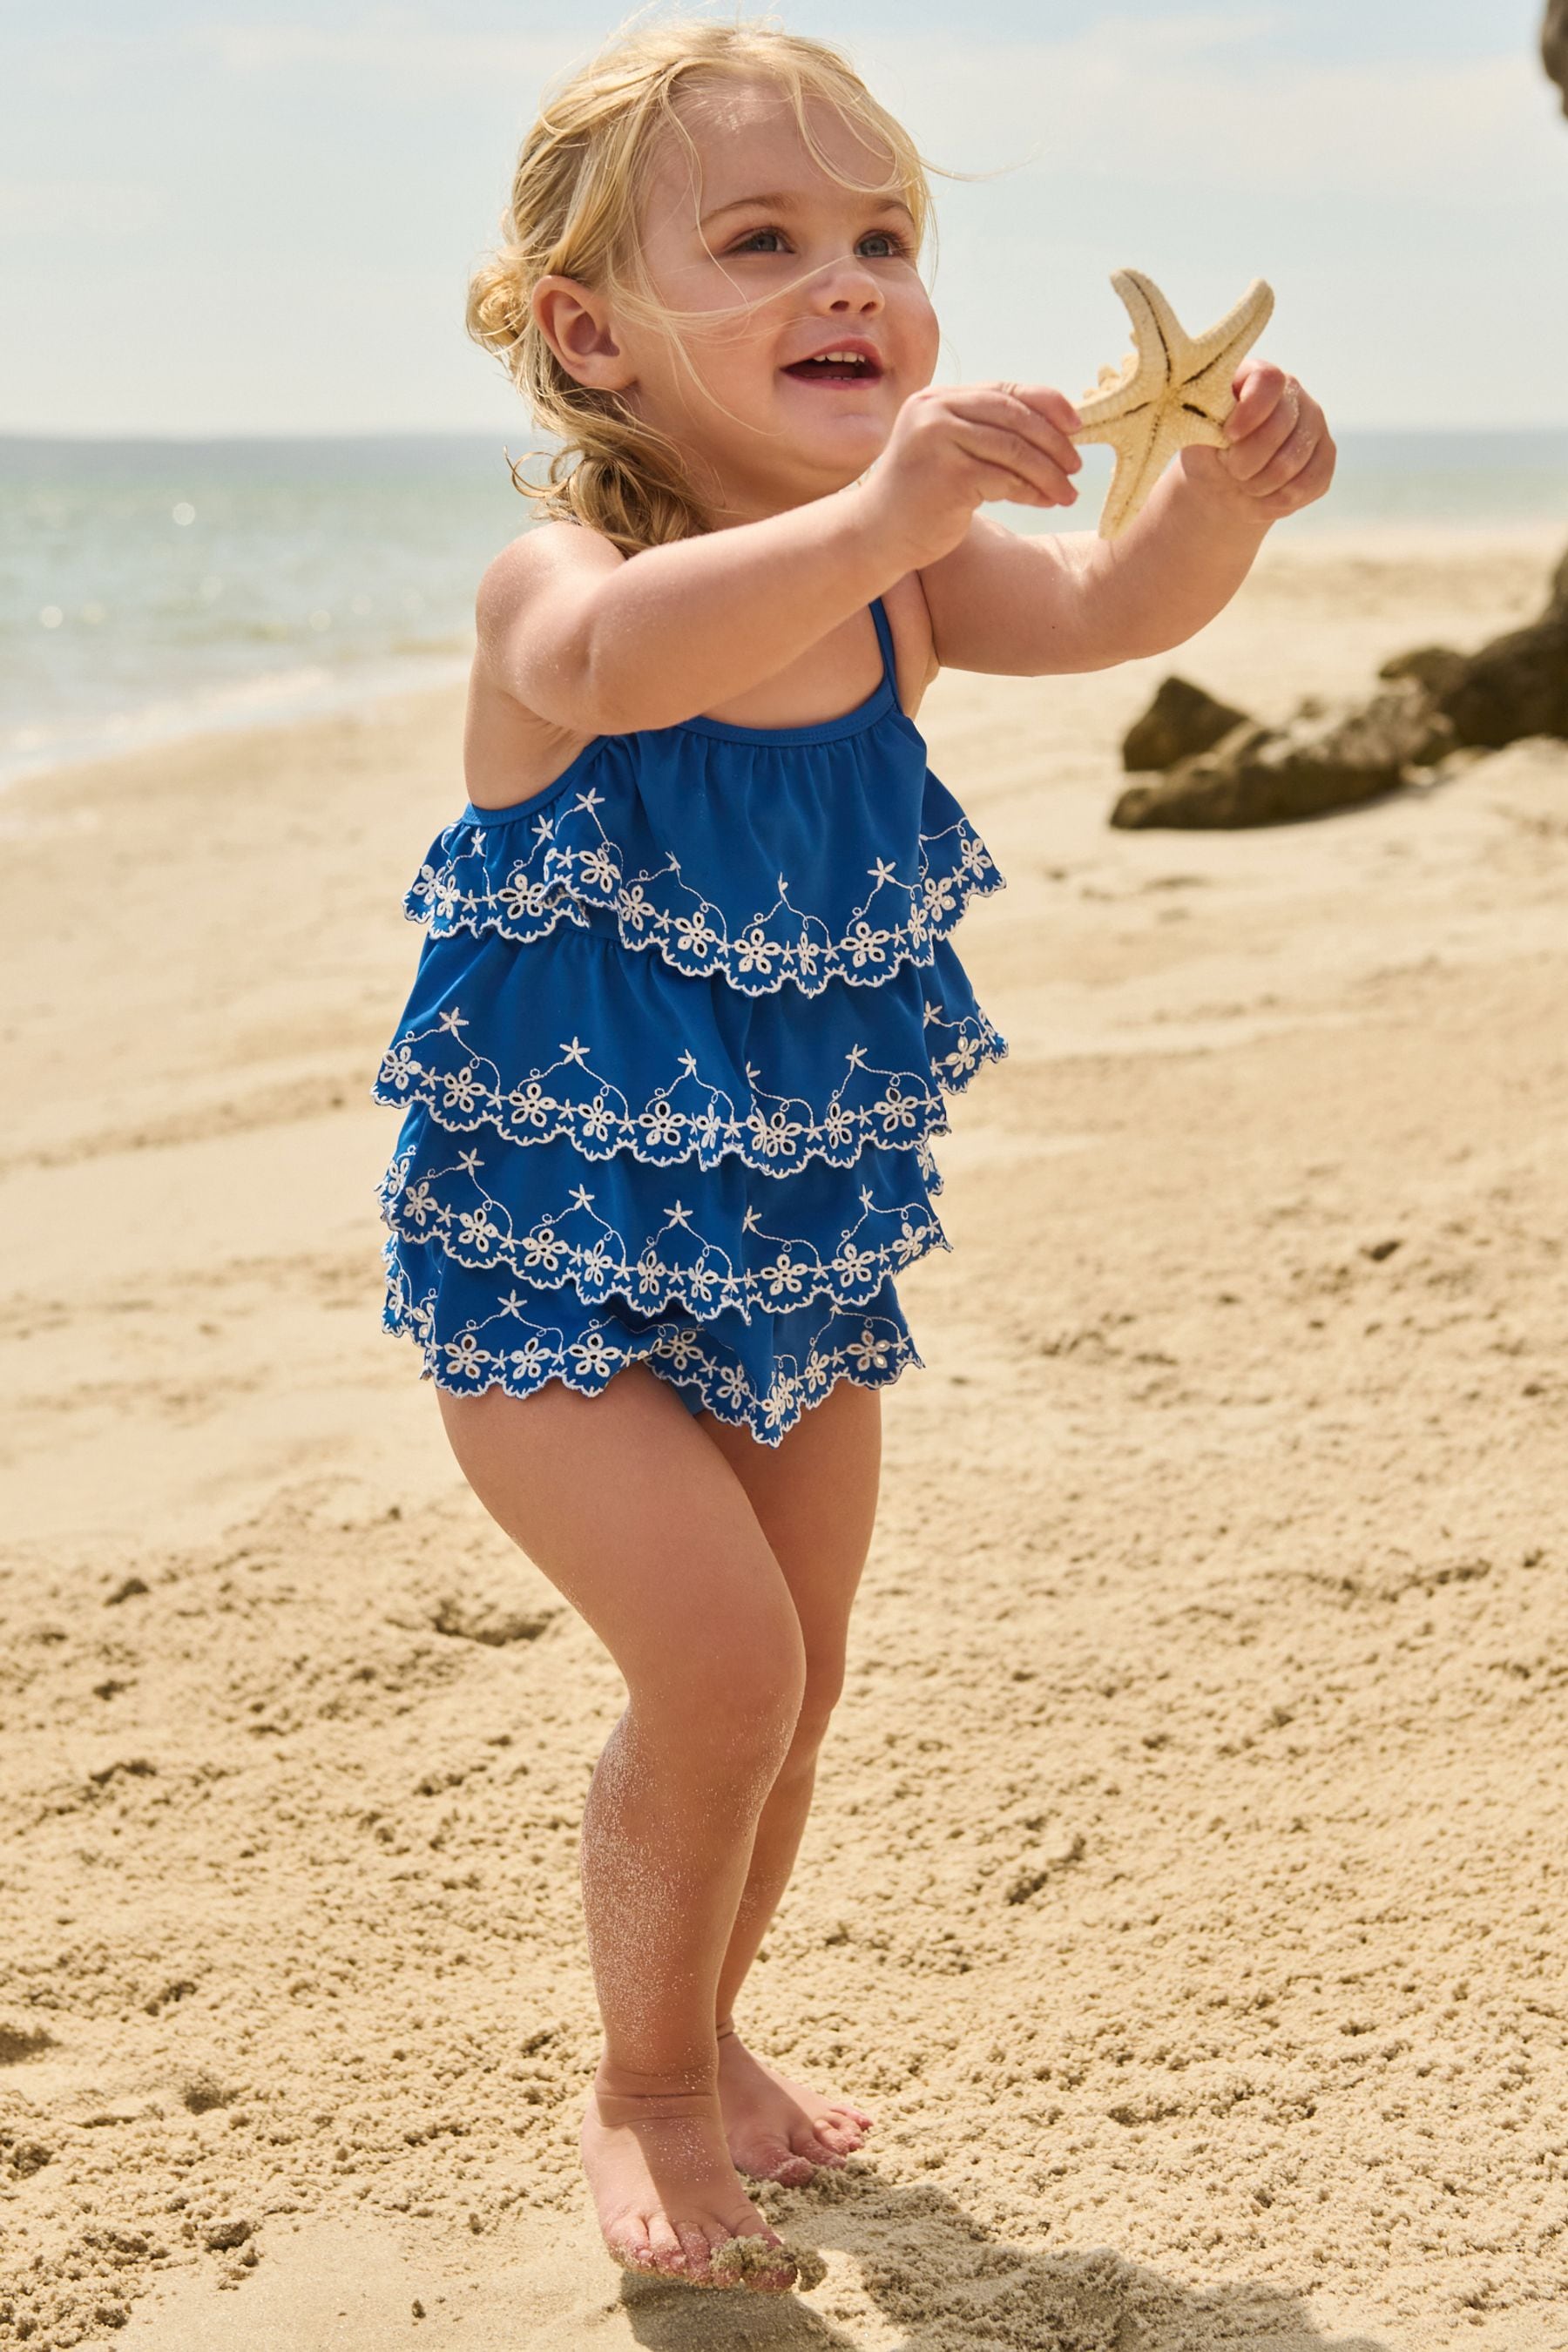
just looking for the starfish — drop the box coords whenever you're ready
[1071,268,1275,539]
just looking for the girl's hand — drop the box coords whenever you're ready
[1195,362,1335,521]
[855,382,1085,571]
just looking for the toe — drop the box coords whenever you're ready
[607,2222,657,2275]
[827,2107,879,2145]
[675,2220,713,2280]
[814,2113,861,2153]
[645,2213,684,2274]
[733,2132,815,2186]
[789,2125,846,2169]
[743,2238,801,2296]
[716,2207,797,2294]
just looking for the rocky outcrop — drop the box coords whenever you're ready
[1436,605,1568,748]
[1545,0,1568,113]
[1112,684,1454,830]
[1120,676,1250,771]
[1376,645,1470,699]
[1111,541,1568,829]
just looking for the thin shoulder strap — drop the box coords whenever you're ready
[868,597,899,705]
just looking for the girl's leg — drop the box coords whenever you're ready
[696,1379,882,2184]
[436,1362,806,2291]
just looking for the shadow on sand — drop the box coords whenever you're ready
[612,2172,1393,2351]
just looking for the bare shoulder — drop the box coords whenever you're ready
[465,521,627,813]
[475,517,624,659]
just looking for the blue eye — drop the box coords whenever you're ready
[729,227,909,258]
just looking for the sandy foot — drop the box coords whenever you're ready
[716,2026,875,2185]
[580,2080,800,2291]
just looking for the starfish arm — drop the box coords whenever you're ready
[1116,268,1200,381]
[1072,273,1172,428]
[1177,276,1275,388]
[1092,409,1167,539]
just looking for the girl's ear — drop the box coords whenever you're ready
[531,275,636,391]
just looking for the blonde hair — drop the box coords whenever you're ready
[466,6,963,555]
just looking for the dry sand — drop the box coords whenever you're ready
[2,524,1566,2352]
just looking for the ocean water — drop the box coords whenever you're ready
[3,429,1565,790]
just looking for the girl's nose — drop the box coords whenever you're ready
[812,257,883,308]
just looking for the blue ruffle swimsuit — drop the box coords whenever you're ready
[369,593,1008,1447]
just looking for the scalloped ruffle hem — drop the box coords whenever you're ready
[382,1231,923,1447]
[403,744,1005,998]
[377,1112,953,1328]
[369,919,1008,1177]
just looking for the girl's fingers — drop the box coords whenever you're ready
[1005,382,1084,438]
[954,419,1078,506]
[1224,359,1288,444]
[1244,402,1325,500]
[1254,427,1337,516]
[947,385,1084,483]
[1222,378,1305,485]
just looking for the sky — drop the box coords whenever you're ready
[1,0,1564,437]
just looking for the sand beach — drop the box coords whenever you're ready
[2,523,1566,2351]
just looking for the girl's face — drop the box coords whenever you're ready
[560,78,939,526]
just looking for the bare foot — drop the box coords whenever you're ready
[582,2074,799,2291]
[716,2026,875,2186]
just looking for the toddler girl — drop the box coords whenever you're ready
[371,10,1332,2296]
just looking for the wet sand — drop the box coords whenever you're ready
[2,523,1565,2352]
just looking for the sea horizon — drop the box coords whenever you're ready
[4,427,1566,794]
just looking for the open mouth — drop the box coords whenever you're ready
[781,353,883,385]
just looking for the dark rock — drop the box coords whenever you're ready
[1120,675,1252,772]
[1550,540,1568,615]
[1436,606,1568,749]
[1377,644,1470,699]
[1545,0,1568,113]
[1112,683,1455,830]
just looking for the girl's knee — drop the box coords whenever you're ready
[638,1637,807,1785]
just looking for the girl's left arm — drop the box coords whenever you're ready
[917,362,1336,675]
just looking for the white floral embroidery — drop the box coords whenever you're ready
[381,1236,924,1450]
[505,1080,551,1129]
[402,788,1004,999]
[373,1000,1007,1177]
[376,1137,952,1324]
[640,1098,685,1149]
[844,1324,894,1373]
[568,1328,618,1377]
[520,1221,566,1273]
[843,919,891,971]
[736,925,784,978]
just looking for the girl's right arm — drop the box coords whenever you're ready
[475,382,1083,736]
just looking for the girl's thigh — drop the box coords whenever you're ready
[694,1379,882,1699]
[436,1362,806,1726]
